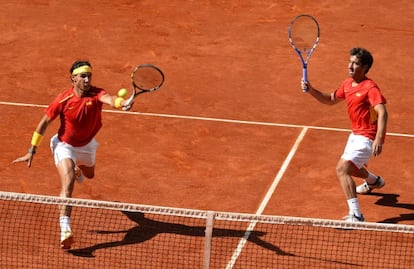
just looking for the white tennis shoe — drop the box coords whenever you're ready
[356,176,385,194]
[60,230,74,249]
[343,214,365,222]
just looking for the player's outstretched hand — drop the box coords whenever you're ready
[13,152,34,168]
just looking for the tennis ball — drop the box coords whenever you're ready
[117,88,128,97]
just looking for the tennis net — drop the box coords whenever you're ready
[0,191,413,269]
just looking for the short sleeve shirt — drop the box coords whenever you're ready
[335,78,386,140]
[45,86,107,147]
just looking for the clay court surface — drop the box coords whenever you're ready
[0,0,413,267]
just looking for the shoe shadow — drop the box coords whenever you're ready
[367,193,414,224]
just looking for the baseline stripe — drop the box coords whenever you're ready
[1,101,413,138]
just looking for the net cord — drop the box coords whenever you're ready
[0,191,412,234]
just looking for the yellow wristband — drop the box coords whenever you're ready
[31,131,44,147]
[114,97,124,109]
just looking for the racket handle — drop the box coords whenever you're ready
[302,67,309,92]
[122,101,134,111]
[122,104,132,111]
[122,93,136,111]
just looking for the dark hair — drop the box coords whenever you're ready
[350,47,373,73]
[69,60,92,74]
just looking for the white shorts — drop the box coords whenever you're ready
[341,133,373,169]
[50,134,98,167]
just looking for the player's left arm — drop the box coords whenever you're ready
[372,103,388,156]
[12,114,53,167]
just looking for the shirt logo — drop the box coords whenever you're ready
[86,101,93,106]
[356,92,362,97]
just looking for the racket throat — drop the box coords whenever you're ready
[302,65,308,82]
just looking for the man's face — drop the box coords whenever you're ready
[348,55,368,80]
[72,72,92,92]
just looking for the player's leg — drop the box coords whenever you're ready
[337,133,372,222]
[336,158,364,222]
[354,166,385,194]
[77,164,95,179]
[50,136,98,249]
[74,138,98,181]
[50,134,76,249]
[336,159,357,200]
[340,134,385,193]
[56,158,76,249]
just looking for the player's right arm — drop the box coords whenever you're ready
[301,80,340,105]
[372,103,388,157]
[13,115,53,167]
[99,92,127,109]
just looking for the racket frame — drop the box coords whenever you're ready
[122,63,165,111]
[288,14,320,92]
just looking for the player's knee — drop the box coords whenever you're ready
[335,160,350,177]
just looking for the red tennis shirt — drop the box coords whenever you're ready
[335,77,386,140]
[45,86,107,147]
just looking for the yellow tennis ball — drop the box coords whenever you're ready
[117,88,128,97]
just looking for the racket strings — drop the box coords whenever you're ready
[290,17,319,53]
[132,66,164,91]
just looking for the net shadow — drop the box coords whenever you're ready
[68,211,293,258]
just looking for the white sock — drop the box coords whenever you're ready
[59,216,71,232]
[347,198,362,217]
[365,172,378,185]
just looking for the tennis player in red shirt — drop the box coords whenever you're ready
[13,60,128,249]
[301,47,388,222]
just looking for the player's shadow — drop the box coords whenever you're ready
[368,193,414,224]
[68,211,293,258]
[69,211,361,267]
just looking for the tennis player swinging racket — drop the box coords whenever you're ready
[122,63,165,111]
[288,14,320,92]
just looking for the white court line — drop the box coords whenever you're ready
[2,101,412,138]
[224,127,308,269]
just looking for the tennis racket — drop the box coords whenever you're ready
[288,14,320,92]
[122,63,165,111]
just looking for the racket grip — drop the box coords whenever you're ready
[122,103,133,111]
[302,67,309,92]
[122,94,135,111]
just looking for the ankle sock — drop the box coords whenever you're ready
[347,198,362,218]
[59,216,71,232]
